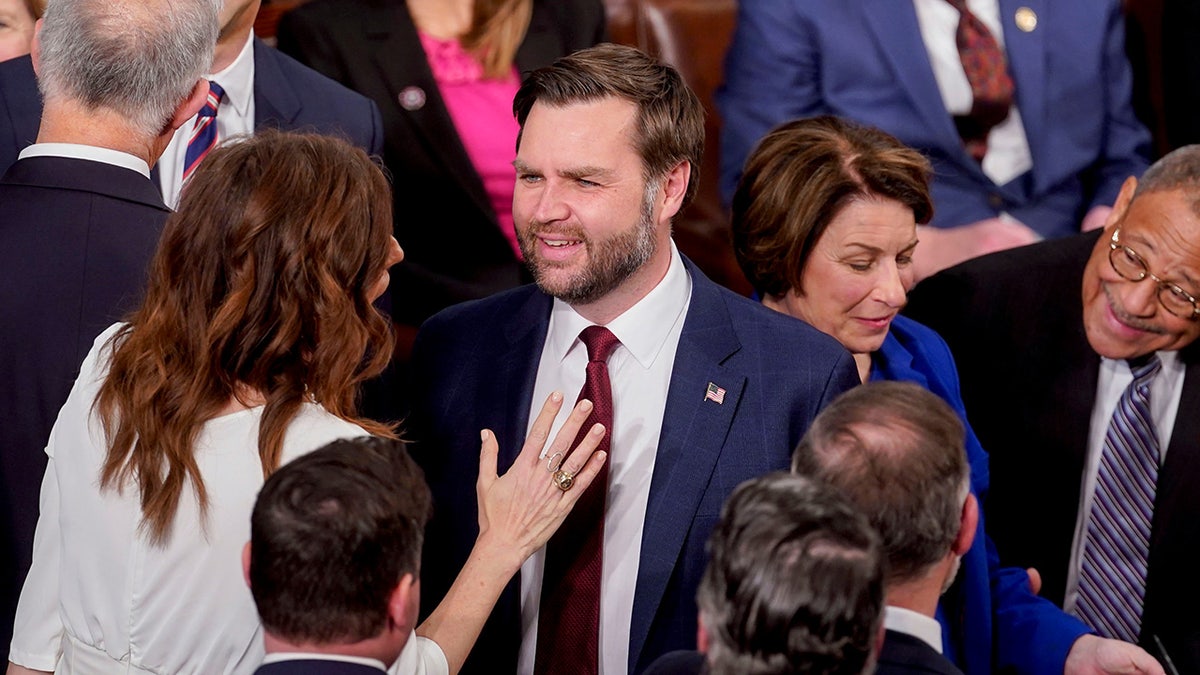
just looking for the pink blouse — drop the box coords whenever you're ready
[420,32,523,259]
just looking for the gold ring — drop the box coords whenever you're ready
[552,469,575,492]
[546,452,564,473]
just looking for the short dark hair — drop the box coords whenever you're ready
[792,382,968,584]
[249,436,432,644]
[697,472,885,675]
[731,115,933,298]
[513,43,705,208]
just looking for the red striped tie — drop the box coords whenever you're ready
[183,81,224,182]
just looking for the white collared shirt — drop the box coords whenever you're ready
[1063,350,1185,612]
[158,32,257,209]
[19,143,150,178]
[517,241,693,675]
[911,0,1033,186]
[884,606,945,654]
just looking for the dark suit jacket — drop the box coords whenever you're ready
[409,256,859,674]
[878,630,965,675]
[276,0,606,327]
[254,659,386,675]
[0,41,384,177]
[0,156,171,660]
[641,650,706,675]
[905,231,1200,672]
[718,0,1150,237]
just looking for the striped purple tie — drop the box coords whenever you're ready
[183,81,224,182]
[1074,355,1162,642]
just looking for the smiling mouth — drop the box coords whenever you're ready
[1104,284,1165,335]
[543,238,582,248]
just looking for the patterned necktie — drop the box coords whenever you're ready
[183,81,224,182]
[1074,355,1163,642]
[943,0,1015,162]
[535,326,620,675]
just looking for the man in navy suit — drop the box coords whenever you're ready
[409,44,859,675]
[0,0,383,196]
[718,0,1151,279]
[246,437,436,675]
[0,0,218,658]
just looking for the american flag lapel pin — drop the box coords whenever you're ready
[705,382,726,404]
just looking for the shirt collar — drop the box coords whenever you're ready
[884,605,944,654]
[208,31,255,119]
[1100,349,1182,378]
[18,142,150,178]
[261,652,387,671]
[545,241,691,368]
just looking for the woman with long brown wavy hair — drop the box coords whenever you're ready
[9,131,606,675]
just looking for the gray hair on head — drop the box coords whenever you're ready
[37,0,220,136]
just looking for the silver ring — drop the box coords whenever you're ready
[546,451,564,473]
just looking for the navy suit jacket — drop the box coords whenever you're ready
[878,630,965,675]
[409,257,859,674]
[254,659,385,675]
[0,40,383,176]
[0,156,170,660]
[277,0,605,327]
[905,231,1200,672]
[718,0,1150,238]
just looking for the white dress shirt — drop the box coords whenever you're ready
[517,242,693,675]
[884,606,945,654]
[912,0,1033,186]
[10,323,371,674]
[158,32,257,209]
[19,142,150,178]
[1062,350,1185,612]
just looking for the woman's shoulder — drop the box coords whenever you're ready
[884,316,959,374]
[280,403,372,461]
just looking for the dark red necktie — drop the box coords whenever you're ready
[945,0,1014,162]
[534,326,620,675]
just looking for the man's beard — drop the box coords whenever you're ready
[518,185,659,306]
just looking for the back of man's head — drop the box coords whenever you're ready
[697,472,885,675]
[35,0,218,136]
[248,436,432,650]
[792,382,969,586]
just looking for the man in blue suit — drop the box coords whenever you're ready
[409,44,860,675]
[0,0,382,195]
[718,0,1151,279]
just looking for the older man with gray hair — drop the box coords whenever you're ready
[0,0,218,663]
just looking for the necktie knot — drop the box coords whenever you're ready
[1128,354,1162,386]
[199,81,225,119]
[579,326,620,364]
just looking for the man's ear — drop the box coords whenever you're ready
[166,79,210,134]
[241,541,252,589]
[387,573,418,635]
[30,18,43,76]
[952,493,979,557]
[656,160,691,224]
[1104,176,1138,232]
[696,613,710,654]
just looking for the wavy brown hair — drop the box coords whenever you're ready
[95,131,397,544]
[461,0,532,80]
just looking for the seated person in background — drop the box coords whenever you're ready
[793,381,983,675]
[277,0,606,334]
[643,472,886,675]
[719,0,1151,279]
[906,144,1200,673]
[730,114,1159,674]
[8,131,607,675]
[245,436,433,675]
[0,0,39,62]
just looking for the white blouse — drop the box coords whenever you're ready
[9,323,376,674]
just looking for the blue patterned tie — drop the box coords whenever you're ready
[1074,355,1162,642]
[183,81,224,182]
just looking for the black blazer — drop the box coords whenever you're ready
[905,231,1200,672]
[276,0,606,326]
[0,157,171,659]
[877,630,964,675]
[0,42,384,176]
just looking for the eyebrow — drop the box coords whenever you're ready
[841,240,919,255]
[1125,231,1200,288]
[511,160,614,182]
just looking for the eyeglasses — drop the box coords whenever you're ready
[1109,227,1200,320]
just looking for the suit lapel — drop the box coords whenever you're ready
[1153,344,1200,553]
[999,0,1048,190]
[629,267,744,670]
[362,2,495,223]
[493,290,553,470]
[251,39,303,130]
[863,0,966,163]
